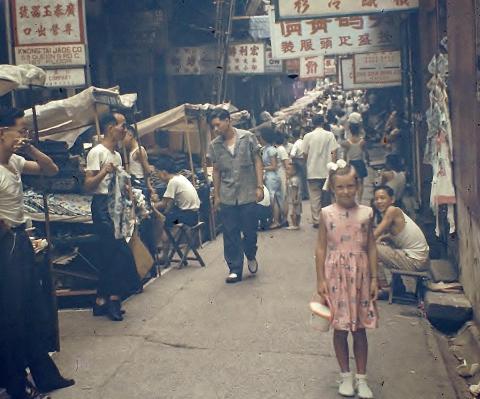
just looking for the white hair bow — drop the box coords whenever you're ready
[327,159,347,172]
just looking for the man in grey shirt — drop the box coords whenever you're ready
[207,109,264,283]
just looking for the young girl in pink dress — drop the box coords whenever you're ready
[315,161,378,398]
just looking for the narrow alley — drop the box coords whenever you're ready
[50,212,454,399]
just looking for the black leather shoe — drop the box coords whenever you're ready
[93,303,125,316]
[36,377,75,393]
[93,303,107,316]
[107,300,124,321]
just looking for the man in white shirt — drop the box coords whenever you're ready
[151,159,201,263]
[302,114,339,228]
[85,112,140,322]
[0,107,75,399]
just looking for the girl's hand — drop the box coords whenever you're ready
[370,279,379,301]
[317,280,329,300]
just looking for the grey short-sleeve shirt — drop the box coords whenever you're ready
[207,128,260,206]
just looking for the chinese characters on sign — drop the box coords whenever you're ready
[227,43,266,74]
[274,0,419,20]
[300,55,325,79]
[13,0,84,45]
[270,10,400,59]
[324,57,337,76]
[167,46,216,75]
[353,51,402,85]
[12,0,87,87]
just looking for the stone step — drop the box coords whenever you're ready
[429,259,459,283]
[425,291,473,330]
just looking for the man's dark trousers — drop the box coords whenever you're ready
[220,202,258,278]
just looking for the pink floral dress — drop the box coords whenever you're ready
[322,204,378,331]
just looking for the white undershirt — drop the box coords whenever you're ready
[0,154,26,227]
[163,175,201,210]
[86,143,123,195]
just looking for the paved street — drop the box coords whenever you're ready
[51,212,455,399]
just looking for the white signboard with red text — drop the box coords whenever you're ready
[265,49,283,74]
[300,55,325,79]
[353,50,402,85]
[269,10,400,60]
[11,0,87,87]
[227,43,265,74]
[324,57,337,76]
[274,0,419,21]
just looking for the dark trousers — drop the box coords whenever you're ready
[0,229,63,398]
[220,202,258,277]
[165,207,199,227]
[91,195,141,298]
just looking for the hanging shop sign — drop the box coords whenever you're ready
[300,55,325,79]
[11,0,87,87]
[167,46,216,75]
[227,43,265,74]
[270,10,400,59]
[284,58,300,75]
[265,49,284,74]
[341,57,398,90]
[44,67,86,87]
[273,0,419,21]
[324,57,337,76]
[353,50,402,85]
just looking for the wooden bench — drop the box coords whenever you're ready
[165,222,206,269]
[389,270,429,305]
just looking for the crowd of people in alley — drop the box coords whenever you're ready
[207,84,431,398]
[0,82,432,399]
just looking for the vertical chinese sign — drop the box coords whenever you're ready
[299,55,324,79]
[269,10,400,59]
[11,0,87,88]
[274,0,419,20]
[227,43,266,74]
[324,57,337,76]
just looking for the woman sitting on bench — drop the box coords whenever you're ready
[151,159,201,262]
[373,186,429,297]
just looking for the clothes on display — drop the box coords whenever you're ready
[425,54,456,235]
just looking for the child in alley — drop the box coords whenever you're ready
[315,160,378,399]
[285,160,302,230]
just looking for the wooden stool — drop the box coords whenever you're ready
[388,270,429,305]
[165,222,206,268]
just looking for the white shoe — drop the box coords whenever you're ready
[285,225,300,230]
[338,372,355,397]
[356,374,374,399]
[247,258,258,274]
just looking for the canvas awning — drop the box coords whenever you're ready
[0,64,46,96]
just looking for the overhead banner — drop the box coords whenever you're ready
[11,0,87,87]
[341,57,399,90]
[167,46,216,75]
[227,43,266,74]
[300,55,325,79]
[274,0,419,21]
[353,50,402,85]
[270,10,400,59]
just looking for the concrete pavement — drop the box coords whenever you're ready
[50,213,456,399]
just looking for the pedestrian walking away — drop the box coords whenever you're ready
[207,108,264,283]
[302,114,339,228]
[315,161,378,398]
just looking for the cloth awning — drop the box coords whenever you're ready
[0,64,46,96]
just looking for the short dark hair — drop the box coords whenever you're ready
[349,123,361,136]
[99,112,117,134]
[312,114,325,127]
[385,154,403,172]
[260,127,277,145]
[0,107,24,127]
[374,185,395,198]
[275,132,286,145]
[207,108,230,125]
[156,158,177,174]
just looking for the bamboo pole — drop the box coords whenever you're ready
[184,116,196,185]
[93,104,101,143]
